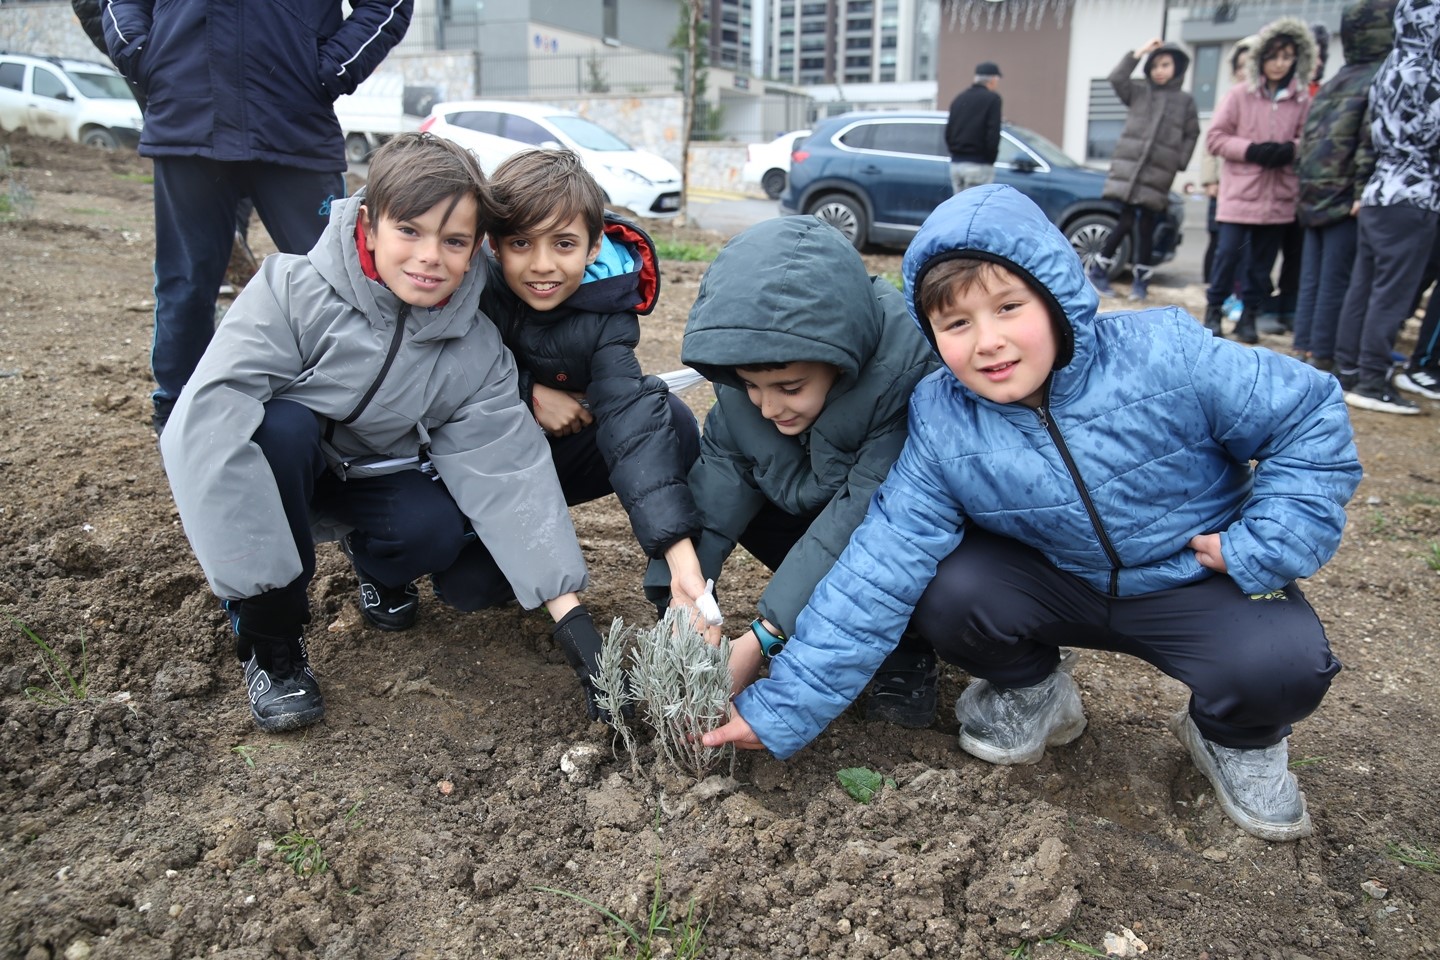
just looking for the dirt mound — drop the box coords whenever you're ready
[2,130,1439,959]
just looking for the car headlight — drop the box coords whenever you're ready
[603,164,653,187]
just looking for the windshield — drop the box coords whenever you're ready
[546,115,631,152]
[68,70,133,99]
[1007,125,1078,168]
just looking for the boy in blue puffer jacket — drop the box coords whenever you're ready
[704,184,1362,842]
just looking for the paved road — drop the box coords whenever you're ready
[686,188,1211,290]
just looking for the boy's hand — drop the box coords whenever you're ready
[1190,533,1227,573]
[728,629,764,697]
[701,705,765,751]
[531,383,593,437]
[1136,38,1163,57]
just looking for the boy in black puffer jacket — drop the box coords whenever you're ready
[479,149,707,613]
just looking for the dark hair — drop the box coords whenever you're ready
[1229,39,1252,76]
[363,132,492,238]
[1259,34,1298,65]
[916,257,1015,321]
[487,149,605,244]
[735,361,794,373]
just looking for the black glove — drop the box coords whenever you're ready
[551,604,616,722]
[1244,141,1279,166]
[1270,141,1296,167]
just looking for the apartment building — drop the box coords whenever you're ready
[769,0,940,85]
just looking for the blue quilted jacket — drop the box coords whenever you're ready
[102,0,412,170]
[737,184,1362,759]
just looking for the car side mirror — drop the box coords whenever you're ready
[1012,156,1038,173]
[53,91,73,102]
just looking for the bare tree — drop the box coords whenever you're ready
[677,0,702,225]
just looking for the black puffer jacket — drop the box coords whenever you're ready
[480,213,699,559]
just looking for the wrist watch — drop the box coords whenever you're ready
[750,618,787,658]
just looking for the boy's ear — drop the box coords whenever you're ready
[586,234,602,265]
[359,204,376,252]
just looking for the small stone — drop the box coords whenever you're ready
[437,780,454,796]
[63,942,92,960]
[1361,879,1388,899]
[168,904,183,918]
[1202,847,1229,862]
[837,918,852,935]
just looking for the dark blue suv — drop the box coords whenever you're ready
[780,111,1183,277]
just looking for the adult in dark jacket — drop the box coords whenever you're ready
[1290,0,1396,369]
[1088,39,1199,303]
[101,0,413,436]
[470,149,703,633]
[944,61,1003,194]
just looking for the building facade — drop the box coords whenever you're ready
[769,0,940,85]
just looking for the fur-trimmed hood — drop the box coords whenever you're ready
[1245,16,1318,97]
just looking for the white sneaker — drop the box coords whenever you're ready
[954,667,1086,765]
[1395,366,1440,401]
[1169,711,1311,841]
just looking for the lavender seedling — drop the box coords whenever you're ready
[593,616,643,777]
[629,608,733,779]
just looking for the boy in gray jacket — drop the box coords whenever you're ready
[161,134,610,732]
[644,217,938,726]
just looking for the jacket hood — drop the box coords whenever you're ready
[1341,0,1398,65]
[1145,42,1191,87]
[1247,16,1318,96]
[682,217,884,393]
[562,210,662,316]
[902,184,1096,401]
[1389,0,1438,61]
[310,192,487,342]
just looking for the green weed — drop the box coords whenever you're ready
[1289,756,1326,768]
[1385,840,1440,872]
[837,767,896,803]
[880,271,903,291]
[274,831,327,878]
[654,239,718,262]
[114,172,154,184]
[535,857,707,959]
[12,618,88,705]
[1424,541,1440,573]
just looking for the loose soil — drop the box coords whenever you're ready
[2,130,1438,960]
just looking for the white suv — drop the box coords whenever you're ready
[421,100,682,219]
[0,53,143,150]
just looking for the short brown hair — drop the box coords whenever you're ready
[916,257,1015,321]
[363,132,493,237]
[487,149,605,244]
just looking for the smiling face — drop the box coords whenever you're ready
[928,264,1057,409]
[736,361,841,436]
[361,194,479,309]
[490,213,602,312]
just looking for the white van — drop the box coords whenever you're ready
[0,54,142,150]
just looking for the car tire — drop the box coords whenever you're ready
[807,192,869,250]
[345,133,372,165]
[81,127,119,150]
[761,169,786,200]
[1065,213,1128,279]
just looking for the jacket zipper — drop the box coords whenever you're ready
[1034,388,1122,596]
[328,306,411,476]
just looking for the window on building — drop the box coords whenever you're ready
[1085,78,1127,161]
[1191,43,1221,112]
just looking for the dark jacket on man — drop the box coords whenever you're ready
[480,213,700,560]
[945,82,1002,164]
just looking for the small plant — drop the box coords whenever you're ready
[12,618,88,705]
[1289,755,1326,769]
[599,608,733,780]
[232,745,257,768]
[1385,840,1440,872]
[837,767,896,803]
[274,831,327,878]
[654,239,718,262]
[536,855,706,959]
[1425,541,1440,572]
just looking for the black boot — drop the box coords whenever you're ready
[1202,303,1224,335]
[1233,305,1259,344]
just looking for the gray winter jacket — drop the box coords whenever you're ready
[643,217,936,635]
[161,193,587,607]
[1102,44,1201,211]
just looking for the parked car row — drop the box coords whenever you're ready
[778,111,1183,276]
[0,52,142,150]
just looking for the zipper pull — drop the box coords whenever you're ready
[1035,405,1049,429]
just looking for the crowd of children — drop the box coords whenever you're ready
[155,0,1430,848]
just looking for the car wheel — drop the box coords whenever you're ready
[345,133,372,165]
[1065,213,1128,279]
[807,193,869,250]
[81,127,119,150]
[761,169,786,200]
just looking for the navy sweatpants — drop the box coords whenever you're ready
[150,158,343,421]
[909,530,1340,749]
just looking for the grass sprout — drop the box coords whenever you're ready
[274,831,327,878]
[653,239,718,262]
[12,617,88,705]
[1425,541,1440,572]
[535,854,706,959]
[1385,840,1440,872]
